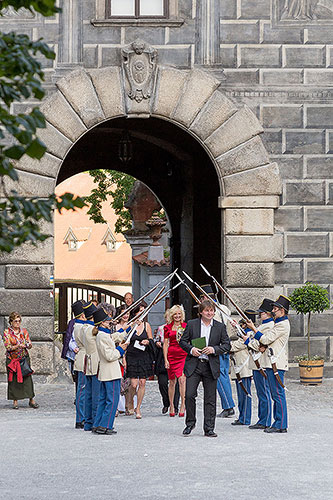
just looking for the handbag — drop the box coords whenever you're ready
[19,356,33,377]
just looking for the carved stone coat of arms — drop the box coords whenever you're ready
[121,40,157,103]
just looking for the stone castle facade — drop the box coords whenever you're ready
[1,0,333,374]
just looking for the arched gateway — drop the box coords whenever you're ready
[0,42,282,375]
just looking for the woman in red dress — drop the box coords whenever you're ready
[163,305,187,417]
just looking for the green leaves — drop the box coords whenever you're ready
[85,170,136,233]
[289,282,330,315]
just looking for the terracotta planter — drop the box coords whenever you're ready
[299,359,324,385]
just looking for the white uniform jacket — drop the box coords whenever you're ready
[82,322,99,376]
[230,338,252,380]
[252,316,290,371]
[96,329,123,382]
[247,318,274,371]
[73,319,86,372]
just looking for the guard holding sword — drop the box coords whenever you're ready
[245,295,290,434]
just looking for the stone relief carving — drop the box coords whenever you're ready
[121,39,157,103]
[273,0,333,25]
[0,6,35,18]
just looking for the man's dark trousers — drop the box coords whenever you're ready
[185,360,217,433]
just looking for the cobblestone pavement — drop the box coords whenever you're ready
[0,377,332,500]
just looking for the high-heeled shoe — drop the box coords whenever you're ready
[179,412,185,417]
[169,412,176,417]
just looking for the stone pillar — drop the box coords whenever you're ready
[57,0,83,76]
[195,0,221,66]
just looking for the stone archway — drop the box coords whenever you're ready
[0,55,282,375]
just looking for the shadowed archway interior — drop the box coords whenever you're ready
[57,117,221,315]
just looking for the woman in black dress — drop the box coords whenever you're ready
[125,302,154,419]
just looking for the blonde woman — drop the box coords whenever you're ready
[163,305,187,417]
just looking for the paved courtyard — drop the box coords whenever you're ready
[0,377,332,500]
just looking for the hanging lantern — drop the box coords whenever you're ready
[118,130,133,163]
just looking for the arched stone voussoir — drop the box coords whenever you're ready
[152,66,188,119]
[56,68,105,128]
[40,91,86,143]
[38,121,73,160]
[14,152,62,179]
[223,162,282,197]
[89,67,126,119]
[1,170,55,198]
[216,136,270,177]
[171,69,220,128]
[205,105,264,159]
[189,90,237,142]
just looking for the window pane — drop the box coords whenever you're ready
[140,0,164,16]
[111,0,135,16]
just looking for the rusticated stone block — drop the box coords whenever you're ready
[225,263,275,288]
[285,130,325,154]
[190,90,237,141]
[289,337,328,361]
[225,208,274,235]
[239,46,281,68]
[0,343,5,373]
[157,47,192,69]
[225,234,283,262]
[172,69,220,127]
[153,67,188,118]
[217,136,270,177]
[226,287,277,312]
[37,121,72,159]
[0,290,54,316]
[15,316,54,341]
[40,92,86,142]
[288,314,303,337]
[306,208,333,231]
[261,130,283,154]
[275,260,303,284]
[304,69,333,85]
[2,170,55,197]
[306,106,333,128]
[284,181,325,205]
[0,266,5,287]
[5,265,53,289]
[284,46,325,68]
[29,341,55,374]
[224,69,259,84]
[0,234,53,265]
[261,105,303,128]
[206,106,263,159]
[285,234,329,257]
[219,195,280,209]
[306,261,333,283]
[240,0,270,19]
[14,152,61,179]
[275,207,303,231]
[56,68,105,127]
[260,69,303,85]
[219,45,237,68]
[223,163,281,196]
[220,0,237,18]
[220,22,259,44]
[305,157,333,179]
[89,67,125,119]
[274,156,303,180]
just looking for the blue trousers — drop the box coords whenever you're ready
[93,379,121,430]
[76,371,85,424]
[253,370,272,427]
[84,375,101,431]
[217,354,235,410]
[266,368,288,430]
[235,376,252,425]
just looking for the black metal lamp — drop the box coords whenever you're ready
[118,130,133,163]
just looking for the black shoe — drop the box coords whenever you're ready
[264,427,287,433]
[204,430,218,437]
[162,406,168,414]
[231,419,245,426]
[249,423,268,430]
[75,422,84,429]
[95,426,107,434]
[217,408,235,418]
[183,425,195,436]
[91,427,97,433]
[105,429,117,435]
[175,408,179,415]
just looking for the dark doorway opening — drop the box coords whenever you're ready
[57,117,222,317]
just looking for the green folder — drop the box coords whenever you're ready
[191,337,207,349]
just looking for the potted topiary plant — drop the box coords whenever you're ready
[289,282,330,385]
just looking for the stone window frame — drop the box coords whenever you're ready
[92,0,184,27]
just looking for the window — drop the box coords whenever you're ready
[108,0,166,18]
[106,240,116,252]
[68,239,77,251]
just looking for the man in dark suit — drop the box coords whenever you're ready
[179,300,231,437]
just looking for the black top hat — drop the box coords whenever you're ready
[244,308,256,324]
[272,295,290,313]
[200,284,215,296]
[257,298,274,314]
[72,300,84,318]
[83,301,98,319]
[93,308,112,326]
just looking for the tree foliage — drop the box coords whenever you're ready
[0,0,85,253]
[85,170,135,234]
[290,282,330,360]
